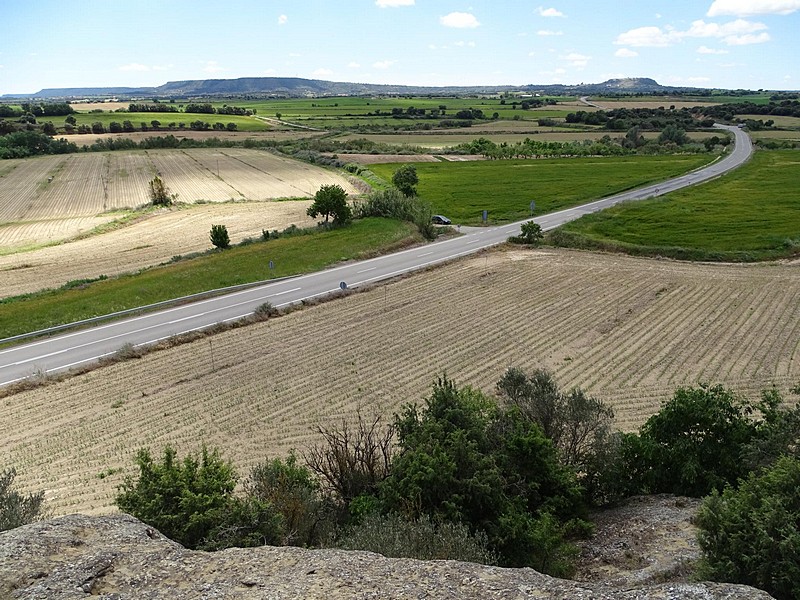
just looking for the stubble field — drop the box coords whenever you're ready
[1,247,796,515]
[0,149,358,295]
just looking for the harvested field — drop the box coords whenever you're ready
[0,201,314,297]
[337,131,716,149]
[328,154,485,165]
[0,149,357,252]
[1,247,797,514]
[589,100,721,110]
[0,216,118,254]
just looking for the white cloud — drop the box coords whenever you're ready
[376,0,414,6]
[312,68,333,76]
[707,0,800,16]
[263,68,276,74]
[726,31,771,44]
[203,61,224,73]
[615,48,639,57]
[289,53,302,58]
[555,68,566,74]
[454,41,477,47]
[563,52,591,67]
[688,76,711,82]
[537,6,565,17]
[697,45,729,53]
[615,18,769,47]
[614,26,675,47]
[373,60,397,69]
[440,12,480,28]
[119,63,150,72]
[537,29,563,36]
[348,61,361,68]
[278,14,288,25]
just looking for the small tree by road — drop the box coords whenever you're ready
[210,224,231,249]
[307,184,352,226]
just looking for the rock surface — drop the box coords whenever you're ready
[0,512,773,600]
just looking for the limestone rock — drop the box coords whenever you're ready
[0,514,773,600]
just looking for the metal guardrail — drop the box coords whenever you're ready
[0,274,296,346]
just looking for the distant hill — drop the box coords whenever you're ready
[4,76,705,100]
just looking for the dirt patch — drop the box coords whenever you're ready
[1,247,797,514]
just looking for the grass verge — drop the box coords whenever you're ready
[369,155,715,225]
[549,150,800,262]
[0,218,418,339]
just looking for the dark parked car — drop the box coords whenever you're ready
[432,215,451,225]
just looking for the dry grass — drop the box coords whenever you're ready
[1,247,797,515]
[0,201,315,297]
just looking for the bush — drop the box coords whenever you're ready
[508,221,544,245]
[148,176,175,206]
[0,468,46,532]
[378,377,589,574]
[336,512,498,564]
[116,446,238,549]
[630,384,763,497]
[245,453,332,547]
[210,224,231,249]
[696,456,800,600]
[392,164,418,197]
[305,411,394,507]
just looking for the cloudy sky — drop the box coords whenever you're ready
[1,0,798,95]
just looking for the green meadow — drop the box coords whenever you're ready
[369,155,714,225]
[553,150,800,261]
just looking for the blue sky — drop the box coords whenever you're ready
[1,0,798,95]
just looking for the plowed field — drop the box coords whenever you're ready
[0,149,358,294]
[2,248,796,514]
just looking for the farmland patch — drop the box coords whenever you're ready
[1,248,796,515]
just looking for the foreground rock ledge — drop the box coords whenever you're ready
[0,514,772,600]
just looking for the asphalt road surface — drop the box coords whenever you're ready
[0,125,751,387]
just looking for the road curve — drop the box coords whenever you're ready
[0,125,751,387]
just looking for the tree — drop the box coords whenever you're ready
[41,122,56,136]
[115,446,238,549]
[658,124,689,145]
[64,115,76,126]
[108,121,122,133]
[91,121,105,134]
[696,456,800,600]
[148,176,175,206]
[509,221,544,245]
[0,468,46,532]
[210,224,231,249]
[392,164,419,197]
[307,184,352,226]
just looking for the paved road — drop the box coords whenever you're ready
[0,125,751,387]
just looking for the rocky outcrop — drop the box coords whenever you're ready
[0,513,772,600]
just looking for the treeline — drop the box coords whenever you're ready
[0,102,75,117]
[700,100,800,120]
[0,130,78,159]
[565,107,713,130]
[112,103,253,116]
[452,128,727,159]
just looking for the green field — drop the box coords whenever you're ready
[737,115,800,129]
[553,150,800,261]
[0,218,417,339]
[369,155,714,224]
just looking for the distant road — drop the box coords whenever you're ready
[0,125,751,387]
[579,96,605,109]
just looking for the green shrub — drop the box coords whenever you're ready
[210,224,231,249]
[245,453,332,547]
[336,512,498,565]
[378,377,589,574]
[631,385,763,497]
[0,468,46,532]
[115,446,238,549]
[696,456,800,600]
